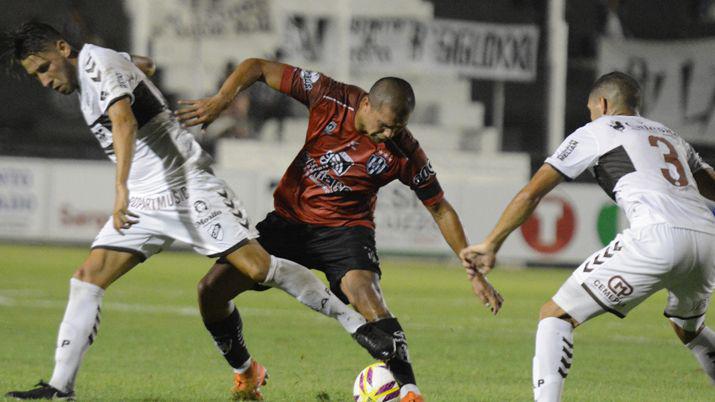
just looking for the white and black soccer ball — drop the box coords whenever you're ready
[353,362,400,402]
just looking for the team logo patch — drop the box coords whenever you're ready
[607,275,633,297]
[412,161,435,185]
[366,154,388,176]
[320,150,354,176]
[324,121,337,134]
[210,223,224,240]
[194,200,208,214]
[364,245,379,265]
[300,70,321,92]
[610,120,625,131]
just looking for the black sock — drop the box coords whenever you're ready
[373,317,416,386]
[204,307,251,370]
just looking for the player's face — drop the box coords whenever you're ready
[20,41,77,95]
[587,95,604,121]
[357,99,409,144]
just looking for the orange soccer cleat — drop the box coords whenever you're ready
[231,359,269,400]
[400,390,425,402]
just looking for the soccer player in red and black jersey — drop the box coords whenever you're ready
[178,59,503,401]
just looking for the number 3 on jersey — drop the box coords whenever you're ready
[648,135,689,187]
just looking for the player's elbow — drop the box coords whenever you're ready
[515,188,542,206]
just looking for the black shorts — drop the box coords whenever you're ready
[252,211,381,304]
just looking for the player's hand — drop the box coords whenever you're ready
[113,185,139,234]
[176,94,231,130]
[460,242,497,277]
[470,272,503,315]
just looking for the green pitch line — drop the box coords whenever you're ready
[0,244,712,401]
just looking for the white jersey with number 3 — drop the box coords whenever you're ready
[546,115,715,234]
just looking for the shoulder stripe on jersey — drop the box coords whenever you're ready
[593,145,636,201]
[322,95,355,111]
[132,82,166,127]
[88,82,165,132]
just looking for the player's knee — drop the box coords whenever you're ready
[539,300,578,326]
[538,301,560,320]
[668,317,705,344]
[73,260,105,286]
[224,242,271,283]
[196,276,216,303]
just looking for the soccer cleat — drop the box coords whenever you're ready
[352,323,397,360]
[400,391,425,402]
[5,380,75,400]
[231,360,268,401]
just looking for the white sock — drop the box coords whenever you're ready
[533,317,574,402]
[49,278,104,393]
[399,384,421,398]
[261,256,366,333]
[686,326,715,385]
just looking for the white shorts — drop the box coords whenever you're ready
[553,224,715,324]
[91,171,258,261]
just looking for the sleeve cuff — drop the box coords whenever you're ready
[544,161,575,182]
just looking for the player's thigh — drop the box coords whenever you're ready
[198,262,258,303]
[554,227,671,324]
[664,229,715,332]
[84,216,169,288]
[221,240,272,283]
[306,225,382,305]
[75,247,143,288]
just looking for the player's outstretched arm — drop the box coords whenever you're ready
[108,97,140,233]
[460,163,564,273]
[176,58,287,129]
[130,55,155,77]
[694,167,715,201]
[425,198,504,314]
[425,198,469,257]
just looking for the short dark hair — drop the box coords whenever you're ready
[368,77,416,120]
[1,22,65,74]
[590,71,641,111]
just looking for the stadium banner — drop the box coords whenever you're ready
[45,161,114,241]
[349,18,539,81]
[1,158,635,265]
[599,38,715,145]
[0,159,48,239]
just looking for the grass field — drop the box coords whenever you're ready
[1,244,713,401]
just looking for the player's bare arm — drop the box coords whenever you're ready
[460,163,564,274]
[107,96,140,233]
[130,54,155,77]
[694,167,715,201]
[425,198,504,314]
[176,58,287,128]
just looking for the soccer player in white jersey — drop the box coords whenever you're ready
[460,71,715,401]
[2,22,395,401]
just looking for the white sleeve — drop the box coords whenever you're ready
[684,141,712,173]
[544,127,599,180]
[84,49,138,113]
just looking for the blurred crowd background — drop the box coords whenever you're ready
[3,0,715,167]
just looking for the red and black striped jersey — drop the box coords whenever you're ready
[272,65,444,229]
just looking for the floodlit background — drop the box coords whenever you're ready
[1,1,715,401]
[2,0,715,264]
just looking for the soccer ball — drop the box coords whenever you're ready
[353,362,400,402]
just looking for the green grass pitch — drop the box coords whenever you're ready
[1,244,713,401]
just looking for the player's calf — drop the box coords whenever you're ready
[533,300,580,402]
[669,316,715,385]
